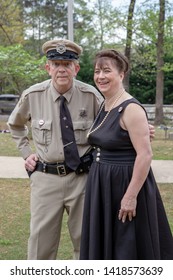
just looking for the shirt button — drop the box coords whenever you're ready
[97,147,100,152]
[96,157,100,162]
[96,152,100,156]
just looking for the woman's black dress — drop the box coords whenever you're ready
[80,98,173,260]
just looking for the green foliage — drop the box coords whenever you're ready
[129,44,156,103]
[0,44,48,94]
[22,0,68,40]
[0,0,24,45]
[77,50,95,86]
[129,41,173,104]
[0,0,172,105]
[128,2,173,105]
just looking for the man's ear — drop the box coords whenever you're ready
[45,63,51,75]
[75,63,80,76]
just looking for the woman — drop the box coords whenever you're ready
[80,49,173,260]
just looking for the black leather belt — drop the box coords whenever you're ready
[27,151,94,177]
[27,161,74,177]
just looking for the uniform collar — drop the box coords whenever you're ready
[50,80,74,103]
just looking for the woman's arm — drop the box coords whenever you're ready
[118,103,153,222]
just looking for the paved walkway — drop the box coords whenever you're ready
[0,156,173,183]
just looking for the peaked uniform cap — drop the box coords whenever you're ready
[42,39,83,61]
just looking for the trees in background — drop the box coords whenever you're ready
[0,0,173,124]
[155,0,165,124]
[0,45,47,94]
[127,0,173,114]
[0,0,24,45]
[124,0,136,91]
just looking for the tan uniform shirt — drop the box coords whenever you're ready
[8,79,103,163]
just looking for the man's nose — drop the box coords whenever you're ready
[58,65,66,71]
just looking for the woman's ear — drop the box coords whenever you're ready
[120,72,125,81]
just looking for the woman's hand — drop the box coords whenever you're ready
[118,195,137,223]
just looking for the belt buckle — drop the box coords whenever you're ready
[57,164,67,176]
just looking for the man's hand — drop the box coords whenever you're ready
[25,154,38,172]
[149,124,155,141]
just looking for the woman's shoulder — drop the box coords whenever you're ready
[120,92,144,109]
[117,94,146,116]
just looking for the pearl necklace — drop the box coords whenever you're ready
[87,90,125,138]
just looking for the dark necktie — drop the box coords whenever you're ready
[60,95,81,170]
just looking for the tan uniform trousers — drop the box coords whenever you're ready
[28,170,87,260]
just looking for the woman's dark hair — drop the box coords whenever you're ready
[94,49,129,74]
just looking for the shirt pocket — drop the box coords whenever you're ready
[73,121,93,145]
[31,119,52,145]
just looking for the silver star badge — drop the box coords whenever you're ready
[79,108,87,118]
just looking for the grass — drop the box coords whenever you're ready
[0,120,34,156]
[151,127,173,160]
[0,179,172,260]
[0,179,73,260]
[0,120,172,259]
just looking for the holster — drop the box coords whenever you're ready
[75,149,94,175]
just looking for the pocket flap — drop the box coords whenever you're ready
[31,120,52,130]
[73,121,92,131]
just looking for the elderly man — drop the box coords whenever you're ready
[8,39,103,260]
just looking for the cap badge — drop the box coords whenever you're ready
[56,44,66,54]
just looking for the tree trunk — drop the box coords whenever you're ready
[155,0,165,125]
[98,0,104,49]
[124,0,136,91]
[0,24,13,44]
